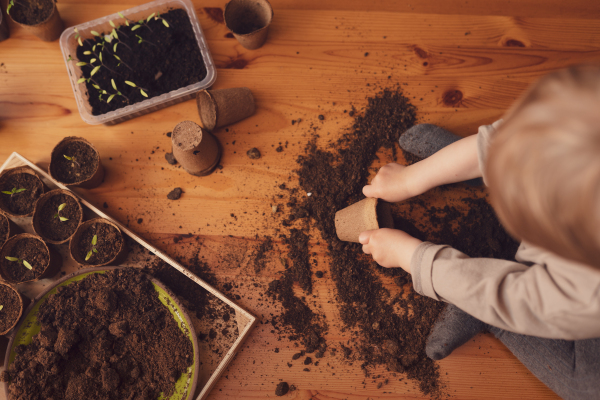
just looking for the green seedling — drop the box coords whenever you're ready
[63,154,81,167]
[131,12,170,33]
[0,305,3,311]
[53,203,69,222]
[6,0,22,15]
[105,79,131,104]
[1,188,26,197]
[125,80,148,98]
[5,256,32,270]
[85,234,99,261]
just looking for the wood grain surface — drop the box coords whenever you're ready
[1,0,600,398]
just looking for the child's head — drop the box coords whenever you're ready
[486,65,600,268]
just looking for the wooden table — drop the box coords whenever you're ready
[1,0,599,398]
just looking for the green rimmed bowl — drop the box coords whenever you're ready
[2,267,199,400]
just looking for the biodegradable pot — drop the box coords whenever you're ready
[335,198,394,243]
[0,233,61,284]
[0,167,46,218]
[171,120,221,176]
[0,213,23,249]
[196,87,256,131]
[8,0,63,42]
[69,218,127,267]
[0,8,10,42]
[32,189,83,245]
[224,0,273,50]
[0,282,24,335]
[48,136,104,189]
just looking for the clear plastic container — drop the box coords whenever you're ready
[59,0,216,126]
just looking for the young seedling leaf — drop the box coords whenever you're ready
[22,260,32,270]
[1,191,12,195]
[64,155,72,160]
[90,58,97,64]
[114,54,121,61]
[7,3,12,15]
[102,90,108,94]
[162,19,169,28]
[125,81,136,87]
[109,20,115,28]
[90,65,101,76]
[14,188,26,194]
[107,94,115,103]
[77,77,87,84]
[92,235,98,246]
[111,79,117,90]
[92,84,100,90]
[0,305,3,311]
[4,256,19,262]
[91,30,100,36]
[67,55,73,62]
[131,24,141,31]
[58,203,67,212]
[92,44,97,52]
[114,43,118,52]
[76,62,87,67]
[84,51,92,55]
[99,52,103,62]
[140,89,148,97]
[92,248,98,253]
[147,13,156,22]
[78,37,83,47]
[59,216,69,222]
[118,12,125,18]
[85,250,93,261]
[112,29,118,40]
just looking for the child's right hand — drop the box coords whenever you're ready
[363,163,414,202]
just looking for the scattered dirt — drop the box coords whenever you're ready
[0,172,44,215]
[37,193,82,241]
[165,152,177,165]
[247,148,261,159]
[1,237,49,282]
[8,0,54,25]
[0,284,21,333]
[167,187,182,200]
[275,381,289,396]
[50,141,99,185]
[76,222,123,265]
[6,268,193,400]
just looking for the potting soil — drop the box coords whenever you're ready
[0,216,8,247]
[1,237,49,282]
[8,0,54,25]
[37,193,82,241]
[76,222,123,265]
[76,9,207,115]
[0,284,21,333]
[50,141,99,184]
[0,173,44,215]
[7,268,193,400]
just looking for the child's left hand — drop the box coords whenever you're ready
[358,228,423,273]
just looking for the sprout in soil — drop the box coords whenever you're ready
[131,12,170,33]
[6,0,22,15]
[1,188,26,197]
[5,256,33,270]
[53,203,69,222]
[85,234,99,261]
[125,80,148,98]
[63,154,81,167]
[0,305,3,311]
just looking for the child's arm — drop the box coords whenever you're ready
[363,134,481,202]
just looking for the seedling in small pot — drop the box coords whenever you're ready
[4,256,33,270]
[85,234,99,261]
[1,187,26,197]
[53,203,69,222]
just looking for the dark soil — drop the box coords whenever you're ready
[37,194,82,241]
[9,0,54,25]
[50,141,99,184]
[167,187,182,200]
[0,216,9,247]
[275,381,289,396]
[247,148,261,159]
[76,222,123,265]
[165,152,177,165]
[1,237,49,283]
[75,9,208,115]
[0,173,44,215]
[6,268,193,400]
[0,285,21,333]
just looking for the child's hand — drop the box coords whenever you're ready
[359,228,422,273]
[362,163,414,202]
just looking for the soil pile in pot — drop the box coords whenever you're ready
[0,284,21,333]
[0,216,9,247]
[0,173,44,216]
[8,0,54,25]
[76,9,208,116]
[7,268,193,400]
[75,222,123,265]
[50,141,99,184]
[36,193,82,242]
[1,237,49,283]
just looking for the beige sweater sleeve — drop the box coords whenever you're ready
[410,120,600,339]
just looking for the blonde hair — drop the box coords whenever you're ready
[486,65,600,268]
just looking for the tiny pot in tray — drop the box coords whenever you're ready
[0,167,46,217]
[69,218,127,267]
[32,189,83,245]
[48,136,104,189]
[0,282,24,335]
[6,0,64,41]
[0,212,23,249]
[0,233,61,284]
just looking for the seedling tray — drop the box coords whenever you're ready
[0,152,256,400]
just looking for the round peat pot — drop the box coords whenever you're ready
[224,0,273,50]
[0,282,24,335]
[32,189,84,245]
[334,198,394,243]
[0,213,23,249]
[69,218,127,267]
[0,7,10,42]
[0,167,46,217]
[172,120,222,176]
[0,233,61,284]
[3,267,200,400]
[48,136,104,189]
[7,0,63,42]
[196,87,256,131]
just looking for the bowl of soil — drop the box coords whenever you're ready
[3,267,199,400]
[0,167,45,218]
[0,233,61,284]
[6,0,63,41]
[59,0,216,125]
[0,213,22,249]
[0,6,10,42]
[31,189,83,245]
[69,218,127,267]
[0,282,24,335]
[224,0,273,50]
[48,136,104,189]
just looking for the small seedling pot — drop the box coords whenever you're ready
[31,189,84,245]
[48,136,105,189]
[69,218,127,267]
[196,87,256,131]
[8,0,63,42]
[0,233,61,284]
[171,120,222,176]
[334,198,394,243]
[224,0,273,50]
[0,282,24,335]
[0,212,23,249]
[0,167,46,218]
[0,8,10,42]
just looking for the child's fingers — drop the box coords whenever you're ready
[358,230,374,244]
[362,184,376,198]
